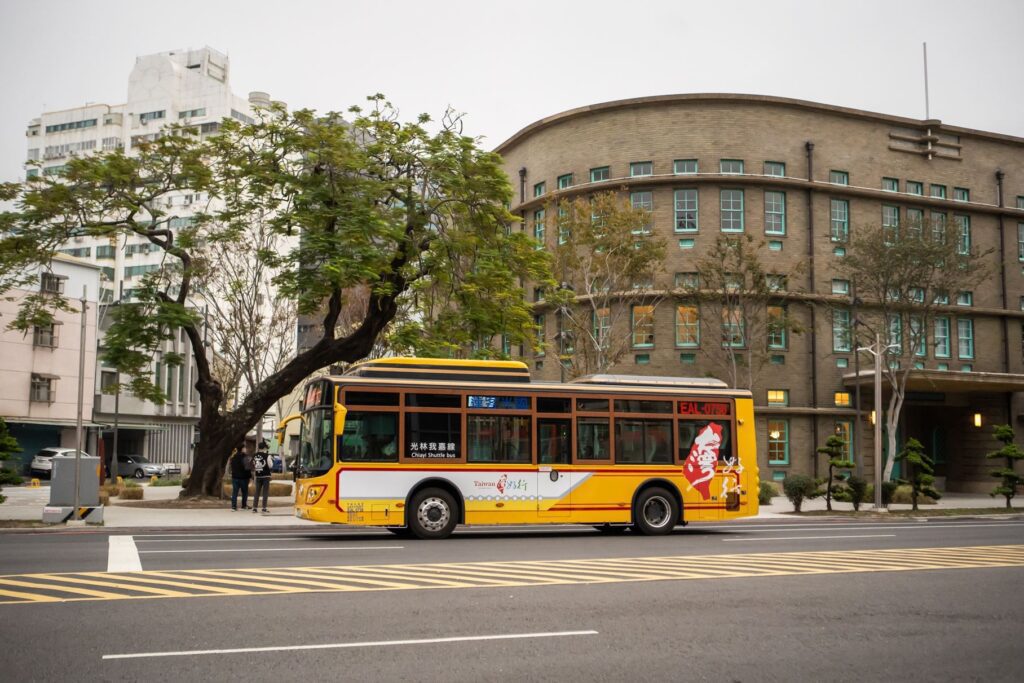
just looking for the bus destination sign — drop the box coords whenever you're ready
[678,400,731,416]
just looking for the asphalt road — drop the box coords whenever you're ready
[2,518,1023,681]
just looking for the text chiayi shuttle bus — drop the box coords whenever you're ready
[287,358,758,539]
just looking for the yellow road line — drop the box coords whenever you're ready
[0,544,1021,605]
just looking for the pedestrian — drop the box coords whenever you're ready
[252,440,273,514]
[229,444,251,511]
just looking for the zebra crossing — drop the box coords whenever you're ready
[1,544,1022,605]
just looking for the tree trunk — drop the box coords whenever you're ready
[825,463,833,511]
[182,411,245,498]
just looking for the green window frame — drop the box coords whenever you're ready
[829,170,849,185]
[833,309,851,352]
[721,306,745,348]
[675,272,699,289]
[720,159,744,174]
[533,181,546,198]
[953,187,970,202]
[930,184,947,199]
[763,161,785,177]
[674,189,698,232]
[557,206,570,245]
[631,304,655,348]
[630,191,653,234]
[675,304,699,348]
[910,315,926,357]
[767,389,788,406]
[955,215,971,255]
[674,159,698,175]
[1018,223,1024,261]
[557,173,573,189]
[832,279,850,295]
[882,205,899,242]
[767,419,789,465]
[957,318,974,359]
[630,161,653,177]
[907,181,923,195]
[957,291,973,306]
[835,420,853,463]
[593,307,610,345]
[533,209,545,248]
[720,189,744,232]
[767,305,786,349]
[830,199,849,242]
[934,317,951,358]
[764,191,786,235]
[534,314,546,354]
[882,177,899,192]
[906,208,924,238]
[590,166,610,183]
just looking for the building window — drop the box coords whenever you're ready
[139,110,166,124]
[955,215,971,255]
[771,354,785,365]
[630,191,653,234]
[934,317,951,358]
[831,279,850,295]
[835,420,853,462]
[957,291,973,306]
[767,274,787,292]
[930,184,947,199]
[590,166,609,183]
[557,173,573,190]
[767,420,789,465]
[679,239,695,249]
[720,159,744,174]
[829,170,849,185]
[45,118,97,133]
[1017,196,1024,210]
[635,353,650,365]
[675,272,699,289]
[830,199,849,242]
[675,305,699,348]
[632,305,655,347]
[767,305,786,349]
[721,306,745,347]
[593,307,610,346]
[882,205,900,242]
[767,389,789,406]
[630,161,653,177]
[680,352,696,364]
[764,191,786,235]
[1017,223,1024,261]
[833,309,851,352]
[178,108,207,119]
[836,358,848,368]
[95,245,115,259]
[32,324,59,348]
[30,374,56,403]
[882,177,899,192]
[40,272,65,294]
[906,181,923,196]
[957,319,974,359]
[764,161,785,177]
[905,208,925,238]
[834,391,852,407]
[534,314,546,353]
[533,181,546,198]
[953,187,970,202]
[674,159,698,175]
[674,189,698,232]
[720,190,744,232]
[533,209,545,248]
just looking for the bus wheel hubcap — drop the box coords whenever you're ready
[418,498,450,531]
[643,497,670,528]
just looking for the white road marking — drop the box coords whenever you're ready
[103,630,600,660]
[137,545,404,554]
[107,536,143,572]
[722,534,897,542]
[715,523,1024,534]
[136,538,319,543]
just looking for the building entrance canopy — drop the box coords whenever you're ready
[842,369,1024,394]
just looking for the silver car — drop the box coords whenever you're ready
[30,448,89,478]
[115,454,167,479]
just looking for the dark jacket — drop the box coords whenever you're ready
[251,449,272,479]
[229,451,251,479]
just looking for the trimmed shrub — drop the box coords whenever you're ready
[151,477,183,487]
[783,474,818,512]
[881,480,899,507]
[758,481,777,505]
[119,485,144,500]
[98,491,110,506]
[846,475,869,511]
[890,484,937,505]
[269,482,292,497]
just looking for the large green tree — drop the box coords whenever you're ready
[0,97,550,497]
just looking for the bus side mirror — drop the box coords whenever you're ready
[334,405,347,438]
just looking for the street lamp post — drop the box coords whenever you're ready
[856,332,900,511]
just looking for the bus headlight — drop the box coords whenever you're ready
[304,485,327,505]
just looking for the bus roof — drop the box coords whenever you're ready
[344,357,531,384]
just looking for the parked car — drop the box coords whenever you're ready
[163,462,182,476]
[115,454,168,479]
[30,448,90,478]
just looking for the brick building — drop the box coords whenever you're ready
[496,94,1024,492]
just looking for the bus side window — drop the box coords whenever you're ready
[577,417,610,461]
[537,418,570,464]
[341,411,398,462]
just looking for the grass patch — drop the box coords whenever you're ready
[151,477,183,487]
[0,520,51,528]
[791,508,1023,517]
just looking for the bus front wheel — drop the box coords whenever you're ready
[634,487,679,535]
[409,488,459,540]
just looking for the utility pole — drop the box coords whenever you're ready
[110,280,123,484]
[73,285,87,522]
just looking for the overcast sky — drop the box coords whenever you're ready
[1,0,1021,184]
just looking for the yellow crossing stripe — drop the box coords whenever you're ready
[1,544,1022,605]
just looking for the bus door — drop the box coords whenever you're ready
[536,418,572,517]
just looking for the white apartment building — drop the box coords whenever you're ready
[0,257,101,472]
[22,47,280,467]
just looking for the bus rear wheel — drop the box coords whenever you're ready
[409,488,459,540]
[634,487,679,535]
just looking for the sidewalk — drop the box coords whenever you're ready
[752,491,1017,520]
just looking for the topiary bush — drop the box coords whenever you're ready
[119,485,144,500]
[845,475,869,511]
[783,474,818,512]
[881,480,899,507]
[758,481,777,505]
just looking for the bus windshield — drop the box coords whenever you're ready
[297,408,334,478]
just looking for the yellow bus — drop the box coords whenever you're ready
[289,357,758,539]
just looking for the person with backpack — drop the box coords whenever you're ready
[229,444,251,511]
[251,441,273,513]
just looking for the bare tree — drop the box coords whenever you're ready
[836,216,991,481]
[548,192,666,378]
[689,234,803,389]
